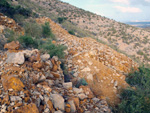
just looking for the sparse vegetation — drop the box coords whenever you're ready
[114,66,150,113]
[42,22,55,40]
[0,0,31,18]
[76,78,88,88]
[18,35,38,48]
[39,40,67,58]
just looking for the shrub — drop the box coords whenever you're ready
[3,28,19,42]
[68,30,75,35]
[115,66,150,113]
[23,19,42,38]
[18,35,38,48]
[76,78,88,88]
[0,0,31,18]
[42,22,55,40]
[39,40,67,59]
[57,17,67,24]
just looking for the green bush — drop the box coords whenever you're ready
[0,0,31,18]
[42,22,55,40]
[23,19,42,38]
[18,35,38,48]
[39,40,67,58]
[76,78,88,88]
[3,28,19,42]
[57,17,67,24]
[115,66,150,113]
[68,30,75,35]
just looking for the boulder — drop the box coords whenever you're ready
[2,75,24,91]
[51,94,64,111]
[4,41,20,50]
[6,52,25,64]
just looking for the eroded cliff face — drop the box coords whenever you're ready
[37,17,138,105]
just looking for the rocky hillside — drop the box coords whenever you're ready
[0,41,112,113]
[0,11,139,112]
[36,17,138,106]
[15,0,150,65]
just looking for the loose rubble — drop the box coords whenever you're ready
[37,17,138,106]
[0,41,112,113]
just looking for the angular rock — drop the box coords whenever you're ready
[2,75,24,91]
[51,94,64,111]
[6,52,25,64]
[41,54,50,61]
[4,41,20,50]
[63,82,72,89]
[73,87,83,94]
[77,93,87,100]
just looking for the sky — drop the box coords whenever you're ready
[61,0,150,22]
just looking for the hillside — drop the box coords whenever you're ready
[13,0,150,65]
[0,13,138,112]
[0,0,150,112]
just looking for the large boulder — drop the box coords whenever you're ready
[6,52,25,64]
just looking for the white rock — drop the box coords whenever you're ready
[6,52,25,64]
[51,94,64,111]
[68,100,76,112]
[10,96,22,101]
[41,54,50,61]
[23,49,39,58]
[63,82,72,89]
[73,87,83,94]
[78,93,87,100]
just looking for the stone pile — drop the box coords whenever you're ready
[0,41,112,113]
[36,17,138,105]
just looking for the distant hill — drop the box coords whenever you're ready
[126,22,150,28]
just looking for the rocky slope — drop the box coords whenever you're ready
[0,13,139,112]
[37,17,138,106]
[0,41,112,113]
[20,0,150,65]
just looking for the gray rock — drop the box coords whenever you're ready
[73,87,83,94]
[10,96,22,101]
[51,94,64,111]
[78,93,87,100]
[41,54,50,61]
[63,82,72,89]
[6,52,25,64]
[68,100,76,112]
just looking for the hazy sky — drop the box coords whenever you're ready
[61,0,150,22]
